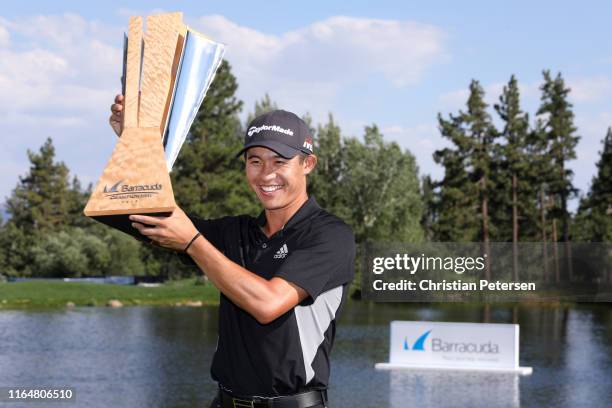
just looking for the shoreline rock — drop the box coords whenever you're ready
[107,299,123,308]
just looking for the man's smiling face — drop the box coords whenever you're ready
[245,146,315,210]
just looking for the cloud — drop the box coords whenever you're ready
[194,15,448,117]
[0,13,122,204]
[0,14,121,113]
[1,10,607,218]
[0,23,9,47]
[438,88,469,109]
[568,76,612,103]
[0,12,449,205]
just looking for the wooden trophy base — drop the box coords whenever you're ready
[84,127,177,240]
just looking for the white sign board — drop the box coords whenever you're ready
[375,321,532,375]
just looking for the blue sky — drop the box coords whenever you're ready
[2,1,611,212]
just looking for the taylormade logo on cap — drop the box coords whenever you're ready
[248,124,294,137]
[237,109,313,158]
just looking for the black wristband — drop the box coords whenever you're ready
[184,232,202,253]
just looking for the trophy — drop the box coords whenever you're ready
[83,12,225,239]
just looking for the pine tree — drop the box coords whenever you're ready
[527,118,557,281]
[536,71,580,280]
[1,138,99,276]
[434,81,497,239]
[575,127,612,241]
[434,85,481,243]
[536,71,580,241]
[587,127,612,238]
[432,142,479,241]
[433,81,497,277]
[6,138,71,233]
[493,75,532,279]
[464,81,498,277]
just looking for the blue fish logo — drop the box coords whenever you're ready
[103,180,123,193]
[403,330,431,351]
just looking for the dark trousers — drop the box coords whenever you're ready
[209,396,328,408]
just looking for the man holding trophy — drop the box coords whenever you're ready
[109,101,355,406]
[94,13,354,407]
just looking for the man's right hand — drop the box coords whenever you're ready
[109,94,124,137]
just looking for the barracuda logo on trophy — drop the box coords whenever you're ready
[83,12,225,239]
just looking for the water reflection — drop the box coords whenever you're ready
[0,308,219,408]
[389,370,519,408]
[0,303,610,408]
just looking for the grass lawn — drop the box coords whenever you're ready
[0,278,220,309]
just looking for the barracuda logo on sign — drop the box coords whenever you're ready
[403,330,431,351]
[376,321,532,374]
[401,328,500,354]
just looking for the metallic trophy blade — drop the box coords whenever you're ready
[163,30,226,171]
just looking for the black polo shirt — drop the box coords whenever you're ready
[190,196,355,397]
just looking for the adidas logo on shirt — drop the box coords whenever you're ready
[274,244,289,259]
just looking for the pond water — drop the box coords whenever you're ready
[0,302,610,407]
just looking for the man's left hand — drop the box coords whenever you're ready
[129,207,199,252]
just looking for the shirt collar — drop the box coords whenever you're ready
[256,196,320,232]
